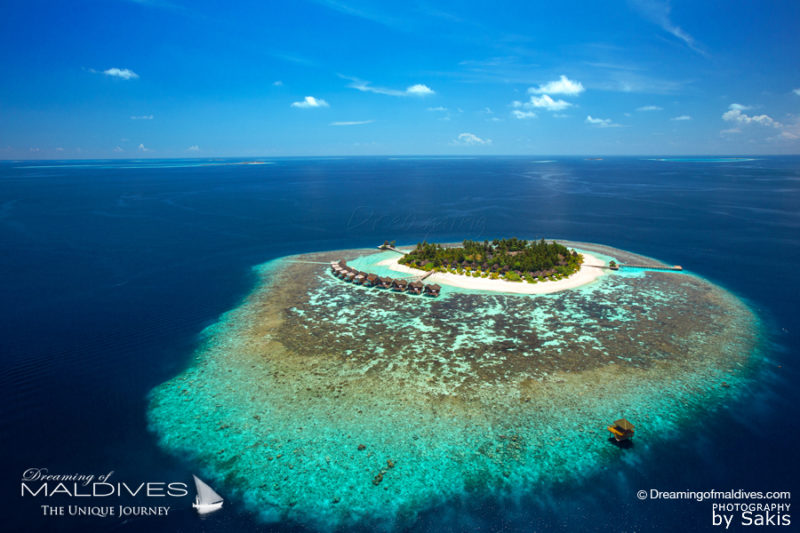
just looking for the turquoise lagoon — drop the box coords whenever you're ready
[147,243,762,530]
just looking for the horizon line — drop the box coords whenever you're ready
[2,153,798,162]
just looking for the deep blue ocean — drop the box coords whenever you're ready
[2,157,798,532]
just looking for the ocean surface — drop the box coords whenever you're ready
[2,156,798,532]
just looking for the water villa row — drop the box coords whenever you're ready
[330,261,441,297]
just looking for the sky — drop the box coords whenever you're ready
[1,0,800,158]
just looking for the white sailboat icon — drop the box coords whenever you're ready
[192,475,224,514]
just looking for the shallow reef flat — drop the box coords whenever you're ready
[148,243,762,530]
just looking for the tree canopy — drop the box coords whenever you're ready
[399,238,583,281]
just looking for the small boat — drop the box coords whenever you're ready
[192,475,223,514]
[607,418,635,441]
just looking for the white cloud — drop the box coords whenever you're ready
[630,0,705,55]
[585,115,619,127]
[453,132,491,145]
[528,94,572,111]
[137,143,150,152]
[722,103,781,128]
[330,120,373,126]
[513,79,579,116]
[671,115,692,121]
[55,147,64,152]
[343,76,435,97]
[793,88,800,96]
[512,109,537,119]
[29,147,40,152]
[406,84,434,96]
[291,96,330,108]
[728,103,751,111]
[113,146,124,153]
[187,145,200,152]
[773,116,800,141]
[427,106,448,112]
[528,75,585,96]
[273,80,284,86]
[130,114,154,120]
[637,105,662,112]
[103,68,139,80]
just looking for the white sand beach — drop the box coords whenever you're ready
[378,251,607,295]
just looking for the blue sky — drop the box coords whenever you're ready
[2,0,799,157]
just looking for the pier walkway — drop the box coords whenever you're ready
[583,263,683,272]
[378,245,407,255]
[621,264,683,272]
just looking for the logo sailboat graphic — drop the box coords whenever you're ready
[192,475,223,514]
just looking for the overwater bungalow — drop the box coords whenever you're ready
[392,279,408,291]
[354,273,365,284]
[366,273,379,286]
[345,271,356,282]
[378,277,393,289]
[424,283,441,297]
[408,281,423,295]
[607,418,635,441]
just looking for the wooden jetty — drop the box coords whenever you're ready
[378,240,407,255]
[596,260,682,272]
[620,264,683,272]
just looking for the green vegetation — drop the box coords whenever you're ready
[399,238,583,282]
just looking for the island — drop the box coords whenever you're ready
[148,240,763,531]
[399,238,583,283]
[374,239,607,295]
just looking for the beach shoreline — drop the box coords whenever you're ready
[377,251,607,294]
